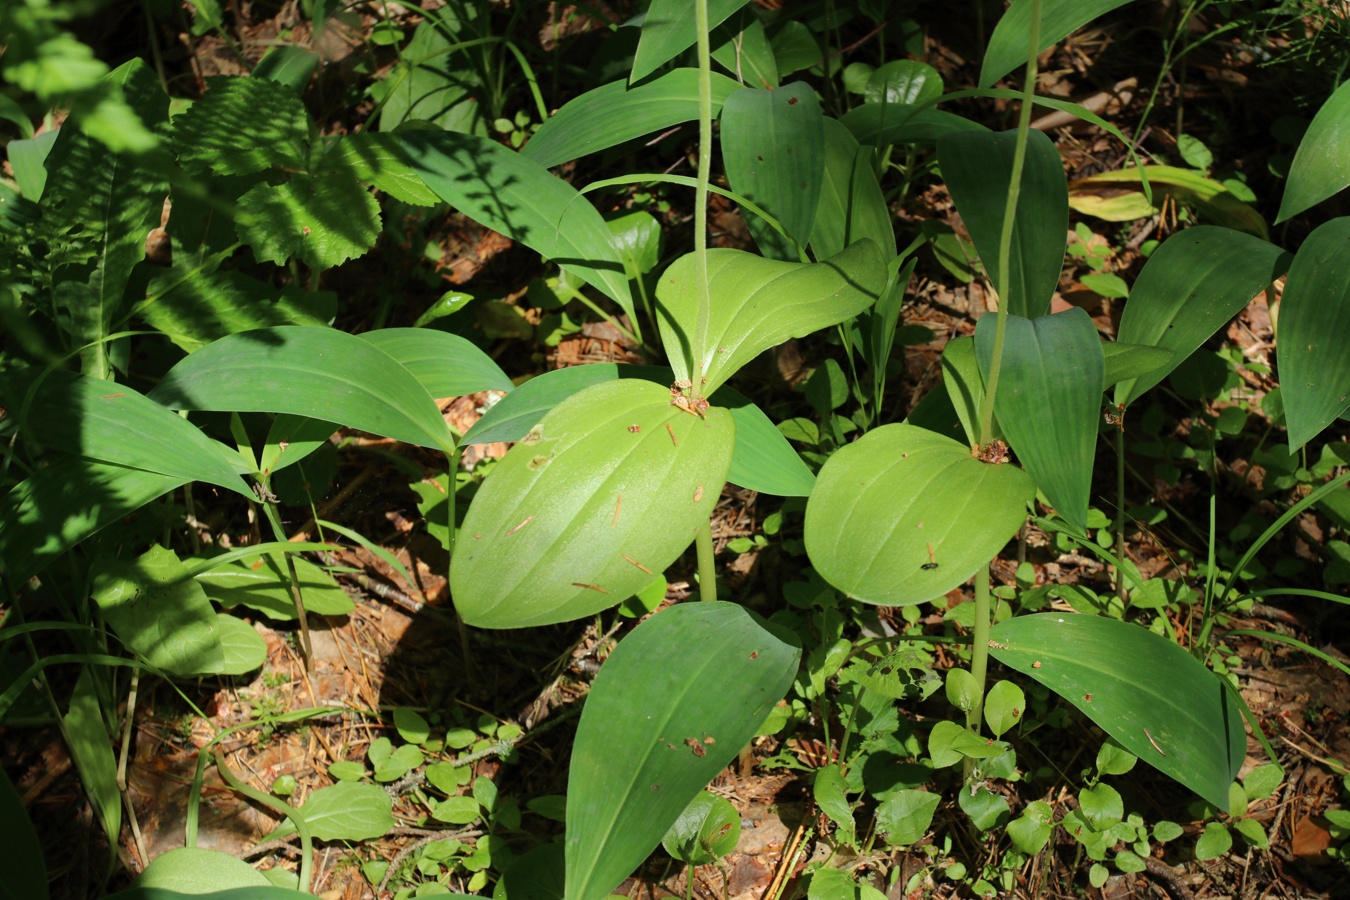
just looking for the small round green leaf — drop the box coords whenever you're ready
[945,668,980,713]
[451,380,734,628]
[983,679,1025,738]
[805,424,1034,606]
[1194,821,1233,861]
[661,791,741,865]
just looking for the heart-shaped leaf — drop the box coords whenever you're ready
[1276,217,1350,450]
[451,380,734,628]
[805,423,1034,605]
[809,117,895,260]
[657,240,888,393]
[977,308,1104,533]
[721,82,824,259]
[989,613,1244,810]
[1114,226,1289,406]
[938,129,1067,318]
[149,326,457,454]
[566,602,799,900]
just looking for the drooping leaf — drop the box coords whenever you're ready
[979,0,1136,88]
[235,170,381,269]
[656,240,888,393]
[398,132,632,317]
[989,613,1244,810]
[195,553,356,620]
[140,268,336,353]
[1069,165,1267,238]
[359,327,514,396]
[149,326,457,454]
[720,83,825,259]
[809,117,895,260]
[1277,79,1350,223]
[1114,227,1289,406]
[0,769,47,900]
[172,75,308,175]
[523,70,742,170]
[1,368,252,496]
[710,8,779,88]
[566,602,799,900]
[0,459,185,584]
[804,424,1034,605]
[976,309,1103,533]
[1276,217,1350,451]
[938,129,1067,318]
[461,364,812,497]
[63,667,120,870]
[630,0,754,84]
[451,380,734,628]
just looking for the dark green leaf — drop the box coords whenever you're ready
[864,60,943,106]
[235,171,381,269]
[0,769,47,900]
[173,75,308,175]
[321,132,438,206]
[631,0,754,83]
[141,269,336,353]
[810,117,895,260]
[721,83,825,259]
[989,614,1244,809]
[64,668,120,868]
[522,70,742,170]
[399,132,632,316]
[979,0,1136,88]
[1102,342,1173,391]
[939,129,1067,318]
[1277,79,1350,223]
[1114,226,1289,406]
[840,105,985,147]
[875,789,941,845]
[375,20,486,134]
[1275,217,1350,450]
[252,46,319,93]
[812,765,855,846]
[976,309,1103,532]
[661,791,741,864]
[566,602,799,900]
[451,380,734,628]
[805,424,1034,605]
[710,9,779,88]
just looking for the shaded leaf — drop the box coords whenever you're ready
[1277,79,1350,223]
[195,553,356,620]
[631,0,754,84]
[64,668,120,867]
[939,129,1067,318]
[1102,342,1173,391]
[141,268,336,353]
[840,105,985,147]
[173,76,308,175]
[565,602,799,900]
[1069,165,1267,239]
[809,117,895,260]
[1275,217,1350,450]
[980,0,1136,88]
[0,769,47,900]
[322,132,438,206]
[235,171,381,269]
[662,791,741,864]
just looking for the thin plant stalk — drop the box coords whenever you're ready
[1114,424,1127,603]
[695,521,717,602]
[966,0,1041,751]
[689,0,714,401]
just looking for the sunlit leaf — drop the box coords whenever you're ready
[630,0,754,83]
[810,117,895,260]
[979,0,1136,88]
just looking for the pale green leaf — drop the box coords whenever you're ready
[270,781,394,841]
[136,848,270,891]
[809,117,896,260]
[195,553,356,620]
[359,327,514,396]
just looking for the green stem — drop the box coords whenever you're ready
[968,565,992,734]
[215,748,314,893]
[695,519,717,602]
[1114,423,1127,604]
[259,498,312,668]
[974,0,1042,447]
[690,0,714,399]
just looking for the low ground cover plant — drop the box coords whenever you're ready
[2,0,1350,898]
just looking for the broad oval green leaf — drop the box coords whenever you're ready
[0,459,185,584]
[566,602,799,900]
[840,104,986,147]
[451,380,734,628]
[1277,79,1350,223]
[979,0,1136,88]
[397,132,632,318]
[2,368,251,497]
[864,60,943,107]
[1102,342,1173,391]
[988,613,1244,810]
[657,240,888,393]
[630,0,754,84]
[522,70,741,170]
[359,327,513,396]
[269,781,394,842]
[207,613,268,676]
[1276,217,1350,450]
[136,848,271,892]
[721,83,825,259]
[938,129,1067,318]
[976,309,1103,533]
[235,170,380,270]
[1114,227,1289,406]
[809,117,896,261]
[661,791,741,865]
[804,424,1034,605]
[462,364,812,497]
[148,326,457,454]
